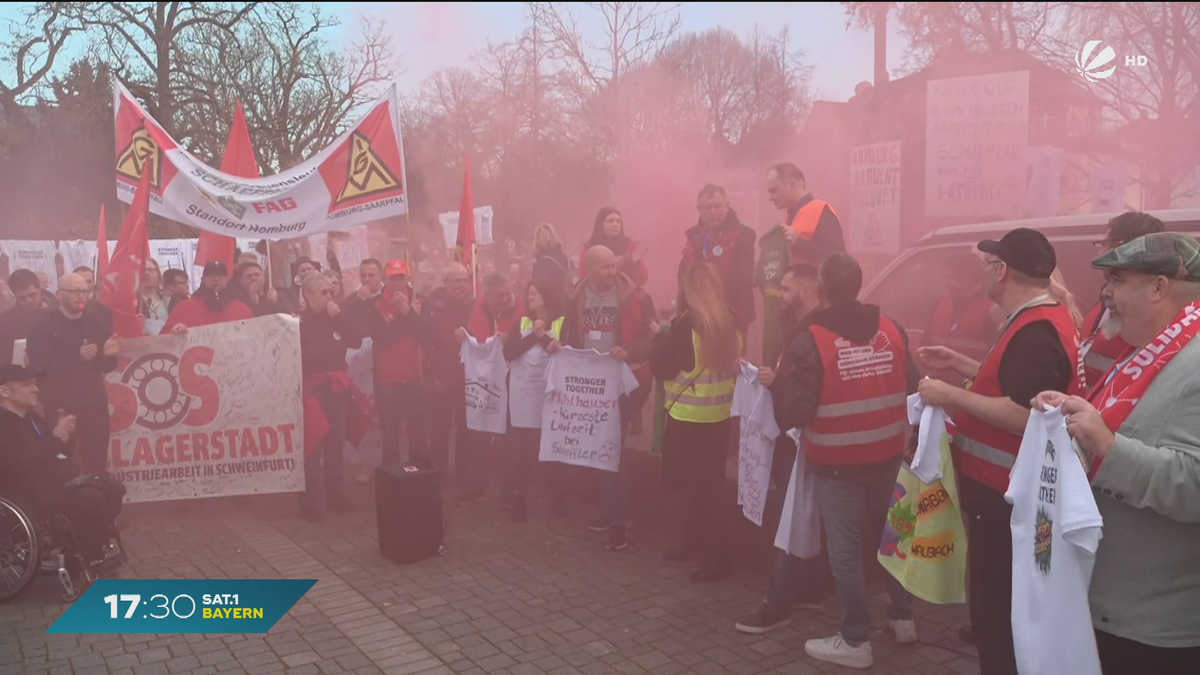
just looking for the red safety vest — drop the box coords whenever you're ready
[952,304,1085,493]
[804,316,910,467]
[1080,302,1131,389]
[926,294,997,363]
[789,199,835,265]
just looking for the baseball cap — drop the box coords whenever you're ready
[384,259,410,277]
[202,261,230,277]
[1092,232,1200,281]
[0,364,40,386]
[977,228,1056,279]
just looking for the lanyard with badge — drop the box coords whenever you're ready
[964,293,1053,390]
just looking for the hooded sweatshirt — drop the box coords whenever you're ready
[774,301,919,439]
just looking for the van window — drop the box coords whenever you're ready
[863,245,979,340]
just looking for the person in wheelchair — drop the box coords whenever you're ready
[0,364,125,567]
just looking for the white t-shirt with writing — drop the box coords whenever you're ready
[1,240,60,290]
[539,347,638,472]
[1007,407,1103,675]
[509,327,555,429]
[460,336,510,434]
[730,361,778,526]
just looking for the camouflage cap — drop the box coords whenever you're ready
[1091,232,1200,281]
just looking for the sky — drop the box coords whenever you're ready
[0,2,909,105]
[327,2,909,103]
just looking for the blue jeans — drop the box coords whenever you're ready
[603,396,633,527]
[813,458,913,645]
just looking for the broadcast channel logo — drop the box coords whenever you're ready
[1076,40,1117,82]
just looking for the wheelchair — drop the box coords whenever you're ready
[0,493,126,603]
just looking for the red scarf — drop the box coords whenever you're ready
[1090,301,1200,431]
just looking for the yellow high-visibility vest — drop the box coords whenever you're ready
[663,329,739,423]
[520,316,563,340]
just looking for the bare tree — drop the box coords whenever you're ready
[189,5,396,169]
[68,1,258,136]
[0,4,83,117]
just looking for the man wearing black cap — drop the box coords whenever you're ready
[161,261,254,334]
[916,228,1084,675]
[0,364,126,565]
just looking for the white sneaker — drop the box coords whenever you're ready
[804,634,873,669]
[890,618,918,644]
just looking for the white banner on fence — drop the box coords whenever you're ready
[113,82,407,238]
[55,238,264,293]
[438,206,495,249]
[102,314,304,502]
[848,141,902,254]
[308,227,371,291]
[0,240,61,290]
[926,71,1030,219]
[1024,146,1064,218]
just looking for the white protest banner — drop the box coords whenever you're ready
[926,71,1030,219]
[1090,165,1127,213]
[539,348,639,472]
[0,240,60,290]
[439,206,495,248]
[113,82,407,238]
[848,141,902,254]
[102,314,304,503]
[308,226,371,290]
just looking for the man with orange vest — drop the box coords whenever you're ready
[770,252,918,669]
[765,162,846,267]
[917,228,1084,675]
[1080,211,1164,389]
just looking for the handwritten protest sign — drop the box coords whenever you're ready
[732,362,779,526]
[848,140,902,254]
[926,71,1029,219]
[539,348,638,472]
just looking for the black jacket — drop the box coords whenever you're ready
[532,247,573,298]
[0,408,80,513]
[786,194,846,265]
[26,310,118,412]
[299,307,363,377]
[679,210,757,324]
[774,301,918,435]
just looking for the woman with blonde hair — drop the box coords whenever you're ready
[650,262,742,583]
[530,222,572,298]
[1049,268,1084,334]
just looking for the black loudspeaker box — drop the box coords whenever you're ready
[375,465,445,564]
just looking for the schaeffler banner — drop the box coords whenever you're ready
[112,83,408,237]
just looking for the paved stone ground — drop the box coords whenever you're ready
[1,482,981,675]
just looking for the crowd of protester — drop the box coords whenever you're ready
[1,160,1196,674]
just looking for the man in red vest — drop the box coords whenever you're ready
[771,252,918,669]
[765,162,846,267]
[1080,211,1164,389]
[918,228,1084,675]
[679,184,757,332]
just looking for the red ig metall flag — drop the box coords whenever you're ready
[195,100,258,269]
[101,168,152,338]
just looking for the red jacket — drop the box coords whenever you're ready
[468,297,525,342]
[804,317,909,466]
[303,372,371,457]
[161,295,254,333]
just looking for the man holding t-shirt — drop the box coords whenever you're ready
[917,228,1082,675]
[561,245,656,551]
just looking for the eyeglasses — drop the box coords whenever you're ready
[982,258,1005,267]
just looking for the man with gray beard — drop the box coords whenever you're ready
[1079,212,1165,389]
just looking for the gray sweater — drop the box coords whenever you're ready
[1089,336,1200,647]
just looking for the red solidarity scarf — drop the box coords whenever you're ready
[1090,301,1200,431]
